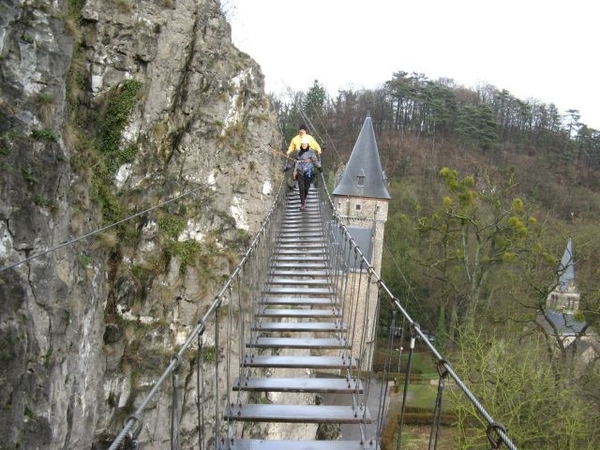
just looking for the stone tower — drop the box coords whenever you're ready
[332,115,391,370]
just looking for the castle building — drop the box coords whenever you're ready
[332,115,390,370]
[539,238,599,364]
[542,238,585,339]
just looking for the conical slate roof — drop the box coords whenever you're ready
[332,115,391,199]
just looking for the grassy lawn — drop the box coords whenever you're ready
[375,348,459,449]
[392,425,456,450]
[383,392,457,450]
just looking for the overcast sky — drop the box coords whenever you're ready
[225,0,598,130]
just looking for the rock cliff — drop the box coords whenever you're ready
[0,0,280,448]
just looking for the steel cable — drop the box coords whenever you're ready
[0,184,208,273]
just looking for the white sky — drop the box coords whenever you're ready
[225,0,599,130]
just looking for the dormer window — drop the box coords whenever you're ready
[357,169,366,187]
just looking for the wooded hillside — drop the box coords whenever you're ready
[271,71,600,448]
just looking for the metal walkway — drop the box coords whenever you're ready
[108,177,518,450]
[221,186,376,449]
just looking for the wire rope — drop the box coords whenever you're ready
[0,183,208,273]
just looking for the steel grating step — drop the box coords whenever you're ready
[281,215,322,220]
[267,278,330,286]
[277,241,326,247]
[269,262,328,270]
[256,309,339,319]
[224,404,372,424]
[271,257,327,264]
[280,228,321,232]
[252,322,346,332]
[274,250,325,256]
[263,287,334,295]
[271,253,329,262]
[282,211,320,216]
[277,246,326,252]
[258,296,339,305]
[246,337,348,349]
[277,241,325,247]
[241,355,358,369]
[275,245,325,250]
[270,258,330,265]
[218,439,378,450]
[279,224,322,230]
[232,376,363,393]
[284,216,321,220]
[281,214,320,218]
[269,270,329,277]
[279,227,322,233]
[262,289,333,297]
[282,212,320,217]
[278,235,323,240]
[275,250,327,257]
[285,201,319,206]
[275,234,325,244]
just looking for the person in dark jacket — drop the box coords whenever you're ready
[294,137,316,210]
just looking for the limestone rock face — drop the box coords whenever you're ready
[0,0,281,448]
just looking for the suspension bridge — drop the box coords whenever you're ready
[106,118,518,450]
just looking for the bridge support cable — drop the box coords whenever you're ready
[196,333,205,450]
[323,188,371,440]
[356,264,374,424]
[171,357,181,450]
[335,224,362,376]
[226,282,237,441]
[321,177,380,443]
[347,239,360,354]
[428,360,449,450]
[338,228,354,357]
[376,306,398,441]
[396,333,416,450]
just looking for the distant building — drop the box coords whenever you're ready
[537,238,598,364]
[546,238,580,312]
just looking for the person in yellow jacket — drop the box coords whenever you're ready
[287,124,321,156]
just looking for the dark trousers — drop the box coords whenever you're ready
[298,173,312,206]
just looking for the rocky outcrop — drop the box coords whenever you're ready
[0,0,280,448]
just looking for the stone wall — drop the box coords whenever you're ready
[334,196,389,370]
